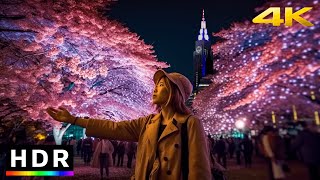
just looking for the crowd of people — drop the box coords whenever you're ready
[1,123,319,180]
[207,121,320,180]
[260,122,320,180]
[64,137,137,179]
[207,134,254,169]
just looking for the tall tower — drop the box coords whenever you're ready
[193,10,214,92]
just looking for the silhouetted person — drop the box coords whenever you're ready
[111,140,118,166]
[126,141,137,168]
[235,138,242,165]
[69,137,76,154]
[43,135,56,145]
[82,137,93,165]
[228,138,235,159]
[62,139,68,145]
[117,141,125,167]
[77,138,82,156]
[216,137,227,168]
[292,122,320,180]
[241,134,254,167]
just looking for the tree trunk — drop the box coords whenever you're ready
[53,123,71,145]
[82,128,87,139]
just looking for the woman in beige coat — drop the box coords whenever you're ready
[91,139,114,179]
[47,69,211,180]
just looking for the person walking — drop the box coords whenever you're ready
[111,140,118,166]
[77,138,82,156]
[216,137,227,168]
[228,138,235,159]
[82,137,93,165]
[46,69,211,180]
[117,141,125,167]
[69,137,77,155]
[126,141,137,168]
[241,134,254,167]
[261,126,286,180]
[92,139,114,179]
[234,138,242,165]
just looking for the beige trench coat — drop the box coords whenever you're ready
[91,140,114,168]
[85,112,211,180]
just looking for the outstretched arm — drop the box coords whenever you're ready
[46,106,152,142]
[82,116,151,141]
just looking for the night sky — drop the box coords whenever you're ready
[108,0,266,81]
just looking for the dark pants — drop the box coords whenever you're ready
[236,151,241,165]
[307,164,319,180]
[217,153,227,168]
[99,153,110,177]
[117,153,124,166]
[83,149,92,164]
[127,153,134,168]
[81,149,84,159]
[112,152,117,166]
[244,152,252,167]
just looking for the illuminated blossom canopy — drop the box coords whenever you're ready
[0,0,168,130]
[193,0,320,134]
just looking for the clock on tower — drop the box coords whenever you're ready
[196,46,202,54]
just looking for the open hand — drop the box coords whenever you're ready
[46,106,75,124]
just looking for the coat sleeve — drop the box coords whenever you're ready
[187,116,212,179]
[85,114,153,142]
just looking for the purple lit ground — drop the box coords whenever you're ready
[52,156,134,180]
[50,155,310,180]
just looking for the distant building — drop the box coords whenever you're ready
[187,10,216,106]
[187,10,216,108]
[193,9,215,93]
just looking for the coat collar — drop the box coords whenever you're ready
[158,120,179,142]
[150,111,192,124]
[147,111,192,143]
[144,111,193,171]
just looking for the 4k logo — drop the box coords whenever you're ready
[252,7,314,27]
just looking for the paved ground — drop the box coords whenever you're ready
[224,157,309,180]
[51,155,312,180]
[53,156,134,180]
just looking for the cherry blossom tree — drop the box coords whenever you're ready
[0,0,168,144]
[0,98,49,145]
[193,0,320,134]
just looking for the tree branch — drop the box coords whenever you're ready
[99,84,125,95]
[0,28,38,33]
[0,108,25,120]
[0,15,26,20]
